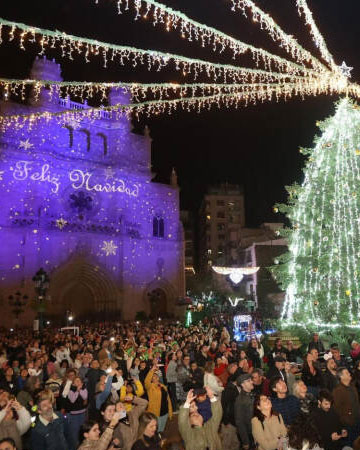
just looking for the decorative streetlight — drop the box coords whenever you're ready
[212,266,260,285]
[32,268,50,331]
[8,291,28,323]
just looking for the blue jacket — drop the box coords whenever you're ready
[31,412,70,450]
[272,395,300,426]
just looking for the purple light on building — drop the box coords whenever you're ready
[0,57,185,325]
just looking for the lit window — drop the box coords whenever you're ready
[208,260,213,266]
[153,216,165,238]
[207,249,212,255]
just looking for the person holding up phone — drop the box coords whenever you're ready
[144,363,172,433]
[178,387,222,450]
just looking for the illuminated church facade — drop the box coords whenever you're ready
[0,57,185,326]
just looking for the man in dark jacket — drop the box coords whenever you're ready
[234,373,254,450]
[322,358,339,392]
[221,373,240,450]
[311,390,348,450]
[308,333,325,353]
[31,395,70,450]
[267,356,288,386]
[332,367,360,446]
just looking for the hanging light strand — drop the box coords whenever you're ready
[229,0,331,74]
[0,75,349,104]
[296,0,337,70]
[0,78,348,131]
[0,18,324,84]
[94,0,329,78]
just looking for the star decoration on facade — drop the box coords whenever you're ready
[56,218,68,230]
[339,61,353,78]
[19,139,34,151]
[101,240,118,256]
[0,171,4,181]
[105,166,115,180]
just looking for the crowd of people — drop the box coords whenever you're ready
[0,320,360,450]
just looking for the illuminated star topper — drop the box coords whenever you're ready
[212,266,260,284]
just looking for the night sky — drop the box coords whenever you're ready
[1,0,359,226]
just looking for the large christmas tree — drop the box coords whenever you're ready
[273,98,360,331]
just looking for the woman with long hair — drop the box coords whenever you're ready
[251,395,287,450]
[301,353,323,397]
[131,411,162,450]
[77,412,121,450]
[203,361,223,397]
[130,358,141,381]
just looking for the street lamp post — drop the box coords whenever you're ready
[32,268,50,332]
[8,291,28,325]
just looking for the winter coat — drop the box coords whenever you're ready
[31,412,70,450]
[332,382,360,426]
[234,390,254,446]
[247,347,262,368]
[221,382,239,426]
[301,364,323,387]
[166,360,178,384]
[120,380,145,412]
[251,414,287,450]
[113,397,148,450]
[178,399,222,450]
[0,407,31,450]
[311,407,345,450]
[144,368,173,419]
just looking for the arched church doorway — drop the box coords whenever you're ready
[48,256,122,320]
[61,282,95,317]
[148,288,167,318]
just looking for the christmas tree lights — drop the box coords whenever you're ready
[273,98,360,330]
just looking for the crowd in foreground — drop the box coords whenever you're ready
[0,320,360,450]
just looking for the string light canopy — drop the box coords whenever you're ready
[0,0,358,126]
[212,266,259,285]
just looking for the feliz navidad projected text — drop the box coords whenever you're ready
[10,160,140,197]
